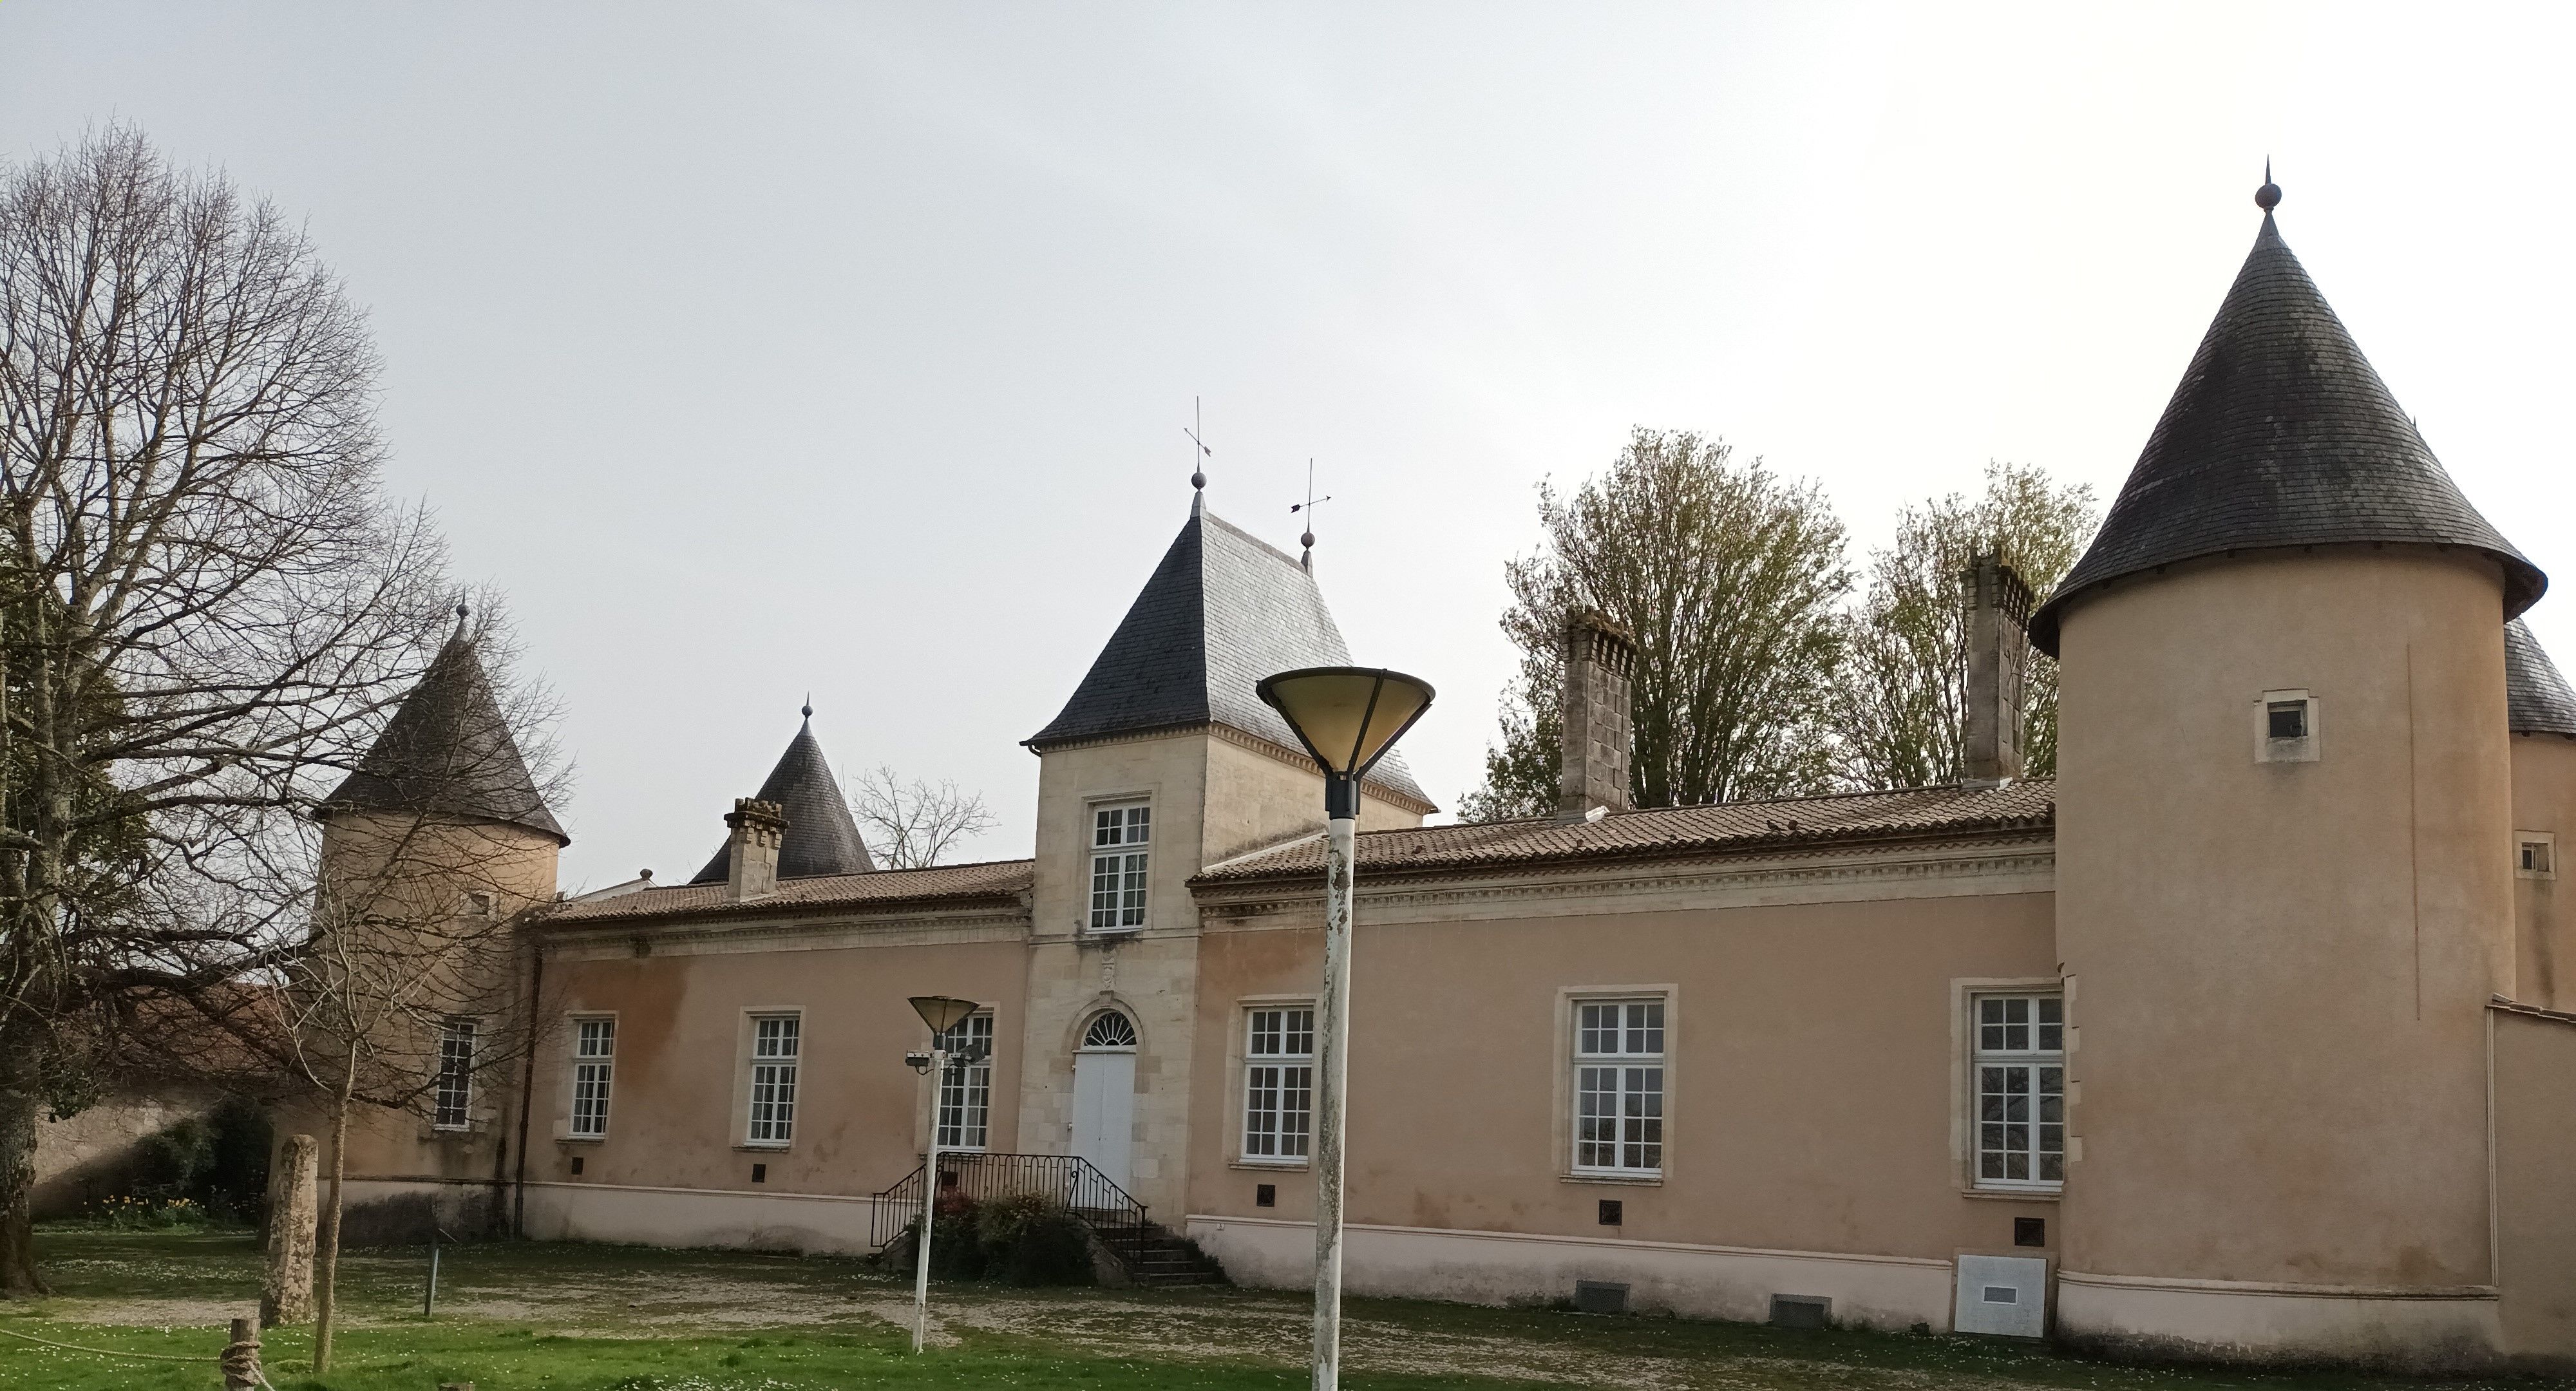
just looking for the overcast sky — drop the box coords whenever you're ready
[7,4,2571,888]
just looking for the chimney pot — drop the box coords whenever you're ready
[1960,554,2034,786]
[723,797,788,900]
[1557,609,1637,822]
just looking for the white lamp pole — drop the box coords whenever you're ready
[1255,667,1435,1391]
[905,995,980,1356]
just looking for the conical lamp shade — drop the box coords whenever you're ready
[910,996,980,1035]
[1256,667,1435,778]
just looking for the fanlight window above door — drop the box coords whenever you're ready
[1081,1011,1139,1050]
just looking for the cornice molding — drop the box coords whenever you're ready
[545,907,1031,961]
[1023,719,1437,815]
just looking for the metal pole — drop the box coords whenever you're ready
[912,1047,945,1354]
[1310,813,1357,1391]
[424,1229,439,1318]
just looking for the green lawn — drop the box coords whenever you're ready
[0,1227,2566,1391]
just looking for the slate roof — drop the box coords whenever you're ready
[2506,620,2576,737]
[2029,210,2542,655]
[690,715,876,882]
[319,634,567,844]
[1026,504,1432,808]
[553,857,1034,926]
[1195,780,2054,884]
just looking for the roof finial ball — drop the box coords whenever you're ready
[801,694,813,721]
[2256,160,2282,212]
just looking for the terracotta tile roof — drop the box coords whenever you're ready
[2507,620,2576,737]
[1195,780,2056,884]
[2030,209,2541,655]
[1023,504,1430,808]
[547,857,1033,926]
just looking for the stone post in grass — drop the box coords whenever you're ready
[261,1135,318,1327]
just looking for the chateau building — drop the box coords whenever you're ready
[307,187,2576,1370]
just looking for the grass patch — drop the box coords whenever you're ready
[1,1227,2568,1390]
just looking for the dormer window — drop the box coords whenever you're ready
[2256,690,2318,764]
[1089,801,1151,932]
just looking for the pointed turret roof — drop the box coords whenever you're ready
[2506,620,2576,737]
[2029,203,2542,655]
[321,634,567,845]
[690,712,875,883]
[1027,506,1433,809]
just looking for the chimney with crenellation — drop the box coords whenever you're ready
[1959,554,2034,787]
[723,797,788,900]
[1557,609,1637,822]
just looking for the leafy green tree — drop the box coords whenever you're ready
[1459,429,1851,820]
[1832,462,2099,789]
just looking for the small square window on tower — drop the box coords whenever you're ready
[2255,690,2318,764]
[2517,833,2555,880]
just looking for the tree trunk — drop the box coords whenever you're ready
[312,1072,354,1373]
[0,1088,48,1297]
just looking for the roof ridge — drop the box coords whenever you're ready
[1379,778,2058,838]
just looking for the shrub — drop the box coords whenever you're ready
[893,1191,1095,1286]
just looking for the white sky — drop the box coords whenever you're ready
[6,3,2571,888]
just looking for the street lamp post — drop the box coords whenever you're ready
[1255,667,1435,1391]
[905,994,981,1355]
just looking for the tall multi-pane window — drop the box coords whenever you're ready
[936,1013,994,1150]
[746,1014,800,1145]
[570,1018,616,1139]
[434,1019,477,1131]
[1973,993,2064,1189]
[1088,802,1151,931]
[1573,999,1663,1174]
[1242,1007,1315,1161]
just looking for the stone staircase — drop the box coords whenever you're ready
[1082,1210,1226,1287]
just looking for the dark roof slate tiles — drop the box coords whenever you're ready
[2029,213,2541,654]
[320,634,567,844]
[690,717,876,882]
[1026,506,1430,807]
[2507,620,2576,737]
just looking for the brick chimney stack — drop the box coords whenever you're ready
[1960,554,2034,787]
[1557,610,1637,822]
[723,797,789,900]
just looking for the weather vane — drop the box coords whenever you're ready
[1291,459,1331,569]
[1184,397,1211,496]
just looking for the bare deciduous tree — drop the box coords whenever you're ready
[848,766,995,869]
[0,124,457,1296]
[1832,462,2099,789]
[1460,429,1851,820]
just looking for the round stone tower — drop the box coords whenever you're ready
[2029,190,2542,1365]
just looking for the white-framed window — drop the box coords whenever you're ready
[1573,999,1664,1174]
[570,1017,616,1139]
[936,1013,993,1150]
[1972,993,2064,1189]
[1088,802,1151,931]
[2517,831,2555,880]
[2255,689,2318,763]
[1243,1007,1315,1161]
[746,1014,800,1146]
[434,1018,477,1131]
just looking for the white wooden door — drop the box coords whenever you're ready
[1072,1050,1136,1191]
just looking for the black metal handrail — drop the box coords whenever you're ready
[871,1151,1150,1257]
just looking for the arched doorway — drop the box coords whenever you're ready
[1072,1010,1139,1190]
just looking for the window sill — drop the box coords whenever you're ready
[431,1125,472,1135]
[735,1142,792,1153]
[1562,1171,1663,1187]
[557,1135,606,1146]
[1231,1159,1310,1171]
[1963,1186,2061,1202]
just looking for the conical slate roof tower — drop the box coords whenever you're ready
[2506,619,2576,737]
[321,632,567,845]
[691,710,875,882]
[1026,504,1431,808]
[2029,200,2542,653]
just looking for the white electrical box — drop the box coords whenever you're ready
[1953,1254,2048,1338]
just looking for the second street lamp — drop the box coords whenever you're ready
[905,994,981,1354]
[1254,666,1435,1391]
